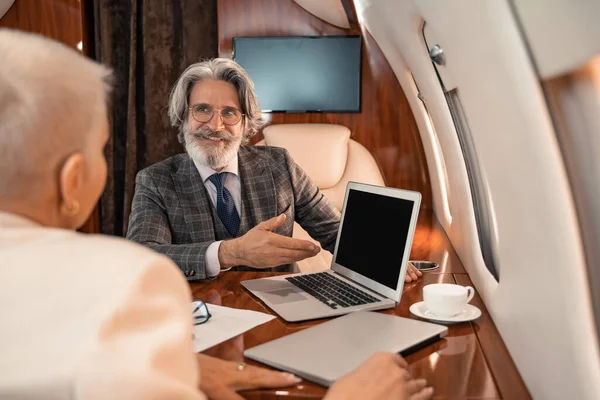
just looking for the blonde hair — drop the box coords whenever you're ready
[0,29,112,198]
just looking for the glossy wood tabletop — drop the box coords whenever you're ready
[190,216,530,399]
[407,212,467,275]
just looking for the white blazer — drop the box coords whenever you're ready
[0,212,206,400]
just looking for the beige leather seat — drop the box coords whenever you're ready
[257,123,385,272]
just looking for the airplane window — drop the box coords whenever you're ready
[421,22,499,281]
[445,89,499,281]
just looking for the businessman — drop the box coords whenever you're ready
[127,58,422,283]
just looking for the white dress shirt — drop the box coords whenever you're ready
[192,157,241,277]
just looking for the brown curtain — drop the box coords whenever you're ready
[88,0,217,236]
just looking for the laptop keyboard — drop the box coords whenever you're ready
[286,272,381,309]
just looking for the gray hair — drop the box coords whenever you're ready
[0,29,111,199]
[168,58,263,144]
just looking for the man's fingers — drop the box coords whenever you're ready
[407,264,419,280]
[387,352,409,369]
[270,234,319,252]
[257,214,286,232]
[410,386,434,400]
[202,381,245,400]
[370,352,409,369]
[404,377,434,400]
[405,378,428,394]
[405,266,418,282]
[250,247,320,269]
[252,370,302,389]
[410,263,423,277]
[276,248,321,264]
[233,367,301,391]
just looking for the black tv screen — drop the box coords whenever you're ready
[232,36,362,113]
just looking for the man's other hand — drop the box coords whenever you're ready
[218,214,320,269]
[405,262,423,283]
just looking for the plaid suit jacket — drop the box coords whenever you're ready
[126,146,341,280]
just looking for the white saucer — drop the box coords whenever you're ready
[409,301,481,324]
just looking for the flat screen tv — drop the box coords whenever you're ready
[232,36,362,113]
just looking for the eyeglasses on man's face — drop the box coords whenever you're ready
[189,103,244,125]
[193,300,212,325]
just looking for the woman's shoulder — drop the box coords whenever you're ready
[54,231,179,278]
[53,231,189,297]
[73,232,158,256]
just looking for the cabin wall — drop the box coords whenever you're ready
[0,0,433,229]
[0,0,81,47]
[357,0,600,398]
[218,0,432,208]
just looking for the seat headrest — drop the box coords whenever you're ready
[262,124,350,188]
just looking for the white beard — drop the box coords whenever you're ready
[184,129,241,170]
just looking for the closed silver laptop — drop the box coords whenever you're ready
[241,182,421,322]
[244,311,448,387]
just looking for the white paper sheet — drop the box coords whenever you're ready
[192,302,275,353]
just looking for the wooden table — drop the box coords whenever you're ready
[190,215,531,399]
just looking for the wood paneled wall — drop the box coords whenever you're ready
[0,0,81,47]
[218,0,432,209]
[0,0,100,233]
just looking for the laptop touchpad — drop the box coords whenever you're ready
[262,288,309,304]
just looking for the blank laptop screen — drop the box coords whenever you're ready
[334,189,416,290]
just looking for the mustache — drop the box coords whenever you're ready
[189,127,236,142]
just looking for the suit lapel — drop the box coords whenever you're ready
[238,147,277,234]
[172,156,216,241]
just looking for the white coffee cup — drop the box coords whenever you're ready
[423,283,474,317]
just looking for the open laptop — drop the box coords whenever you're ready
[241,182,421,322]
[244,311,447,387]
